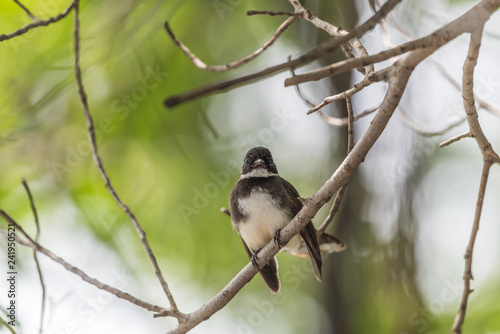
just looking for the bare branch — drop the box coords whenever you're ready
[164,17,296,72]
[21,179,46,334]
[12,0,38,20]
[439,131,472,147]
[0,211,173,317]
[0,0,76,42]
[307,73,382,114]
[72,0,181,314]
[382,8,500,118]
[452,159,493,333]
[452,24,500,334]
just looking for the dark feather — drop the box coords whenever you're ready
[300,222,322,281]
[240,236,280,293]
[280,178,323,282]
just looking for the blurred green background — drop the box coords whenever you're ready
[1,0,500,333]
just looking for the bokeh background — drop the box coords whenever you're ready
[1,0,500,333]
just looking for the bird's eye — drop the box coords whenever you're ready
[244,158,251,165]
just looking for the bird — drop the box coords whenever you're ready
[229,146,345,293]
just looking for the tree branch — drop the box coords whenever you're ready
[0,0,76,42]
[306,73,382,114]
[164,0,403,108]
[21,179,46,334]
[439,131,472,147]
[164,17,296,72]
[452,24,500,334]
[72,0,182,316]
[12,0,38,21]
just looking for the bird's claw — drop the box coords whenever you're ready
[251,249,261,269]
[274,229,282,248]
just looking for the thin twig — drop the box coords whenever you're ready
[247,10,302,17]
[12,0,38,20]
[439,131,472,147]
[164,17,296,72]
[289,56,381,126]
[0,211,173,317]
[72,0,181,314]
[307,74,379,114]
[21,179,46,334]
[0,0,76,42]
[452,160,493,333]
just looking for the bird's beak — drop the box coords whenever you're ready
[252,158,265,168]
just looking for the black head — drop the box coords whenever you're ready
[240,146,278,178]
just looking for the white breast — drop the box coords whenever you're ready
[235,187,302,253]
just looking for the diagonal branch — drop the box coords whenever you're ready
[21,179,46,334]
[0,211,169,316]
[306,72,384,114]
[72,0,182,315]
[12,0,38,20]
[0,0,76,42]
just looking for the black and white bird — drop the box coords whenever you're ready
[229,146,345,293]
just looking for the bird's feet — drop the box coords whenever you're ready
[274,229,283,248]
[251,249,261,269]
